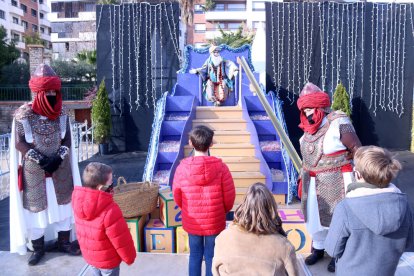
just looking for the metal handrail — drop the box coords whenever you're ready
[72,120,96,162]
[0,133,11,176]
[237,56,302,173]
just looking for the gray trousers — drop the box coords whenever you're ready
[90,265,120,276]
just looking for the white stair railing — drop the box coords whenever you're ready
[72,120,97,162]
[0,133,10,176]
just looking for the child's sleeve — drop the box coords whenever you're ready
[221,163,235,213]
[405,205,414,252]
[284,242,299,276]
[104,205,137,265]
[325,201,350,258]
[172,164,183,208]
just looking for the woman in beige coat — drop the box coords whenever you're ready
[212,183,299,276]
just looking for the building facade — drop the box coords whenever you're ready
[0,0,26,51]
[48,0,97,60]
[0,0,52,57]
[187,0,274,47]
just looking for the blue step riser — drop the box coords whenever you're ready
[161,121,186,136]
[262,151,282,163]
[157,164,172,171]
[267,162,283,170]
[253,121,278,136]
[161,135,181,142]
[244,96,272,111]
[157,152,177,163]
[258,135,277,141]
[166,96,194,111]
[174,74,200,98]
[273,182,288,194]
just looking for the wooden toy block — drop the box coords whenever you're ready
[159,191,182,227]
[282,223,311,254]
[126,215,148,252]
[176,226,190,254]
[273,194,286,205]
[278,209,305,223]
[150,207,160,219]
[144,219,176,253]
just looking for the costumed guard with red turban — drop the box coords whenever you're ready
[297,83,361,272]
[9,64,81,265]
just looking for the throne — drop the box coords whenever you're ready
[178,44,256,106]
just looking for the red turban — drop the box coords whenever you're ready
[28,64,62,120]
[297,83,331,135]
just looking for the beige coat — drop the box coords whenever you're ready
[212,224,299,276]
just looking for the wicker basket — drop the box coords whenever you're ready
[113,177,159,218]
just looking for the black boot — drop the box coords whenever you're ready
[57,231,81,255]
[28,236,45,266]
[305,247,325,265]
[327,257,336,272]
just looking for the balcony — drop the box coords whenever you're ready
[12,24,25,33]
[49,11,96,22]
[9,5,24,17]
[205,10,247,21]
[40,32,51,41]
[39,3,50,13]
[39,18,51,27]
[15,41,26,49]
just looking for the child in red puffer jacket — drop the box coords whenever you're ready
[72,162,136,275]
[173,125,236,276]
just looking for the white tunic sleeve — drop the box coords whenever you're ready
[323,116,351,154]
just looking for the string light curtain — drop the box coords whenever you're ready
[267,2,413,118]
[96,2,181,115]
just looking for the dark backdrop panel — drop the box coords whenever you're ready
[97,3,180,152]
[266,2,414,152]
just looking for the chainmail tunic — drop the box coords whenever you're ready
[15,105,74,213]
[300,112,354,227]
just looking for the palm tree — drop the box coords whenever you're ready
[180,0,194,25]
[209,25,255,48]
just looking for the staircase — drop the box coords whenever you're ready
[143,45,296,207]
[184,106,266,206]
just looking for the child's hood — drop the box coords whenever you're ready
[72,186,113,221]
[180,156,224,186]
[346,191,410,236]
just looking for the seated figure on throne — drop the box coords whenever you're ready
[189,45,239,106]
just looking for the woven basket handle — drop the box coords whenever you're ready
[117,176,127,186]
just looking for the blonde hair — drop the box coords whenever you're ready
[234,183,286,236]
[354,146,402,188]
[82,162,112,189]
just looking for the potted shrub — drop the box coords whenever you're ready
[332,82,351,117]
[92,79,112,155]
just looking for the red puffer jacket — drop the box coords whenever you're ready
[72,187,136,269]
[173,156,235,236]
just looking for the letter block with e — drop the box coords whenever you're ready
[144,219,176,253]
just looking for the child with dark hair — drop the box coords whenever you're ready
[325,146,414,276]
[173,125,235,276]
[212,183,299,276]
[72,162,136,276]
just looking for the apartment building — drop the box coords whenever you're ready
[188,0,276,47]
[20,0,52,55]
[0,0,26,51]
[0,0,52,57]
[48,0,97,60]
